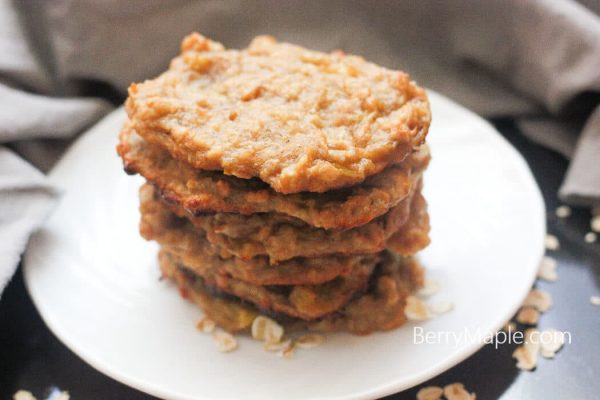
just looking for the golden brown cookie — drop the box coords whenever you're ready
[140,181,427,263]
[139,188,380,286]
[161,250,376,320]
[125,33,431,194]
[386,191,431,255]
[160,250,424,335]
[118,127,430,229]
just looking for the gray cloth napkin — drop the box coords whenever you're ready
[0,147,57,291]
[1,0,599,294]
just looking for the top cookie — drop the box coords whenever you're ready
[126,33,431,194]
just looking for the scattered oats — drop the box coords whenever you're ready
[516,306,540,325]
[213,331,237,352]
[417,279,440,297]
[443,383,476,400]
[278,341,295,359]
[264,339,292,352]
[416,385,444,400]
[512,345,536,371]
[523,289,553,312]
[590,296,600,306]
[585,232,597,243]
[540,328,565,358]
[592,215,600,232]
[295,334,325,349]
[14,390,70,400]
[555,205,571,218]
[537,256,558,282]
[513,328,540,371]
[429,302,454,315]
[196,316,215,333]
[404,296,432,320]
[13,391,36,400]
[503,322,517,333]
[251,316,284,344]
[545,234,560,251]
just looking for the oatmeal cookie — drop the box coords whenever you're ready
[139,189,379,285]
[125,33,430,193]
[386,191,431,255]
[161,250,376,320]
[140,182,426,263]
[161,251,424,335]
[118,127,430,229]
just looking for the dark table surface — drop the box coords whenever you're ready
[1,120,599,400]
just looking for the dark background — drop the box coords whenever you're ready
[1,119,599,400]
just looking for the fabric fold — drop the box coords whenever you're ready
[0,147,58,294]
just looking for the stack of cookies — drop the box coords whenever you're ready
[118,33,432,335]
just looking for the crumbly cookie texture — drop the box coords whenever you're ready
[117,127,429,230]
[140,193,381,286]
[161,250,376,320]
[161,250,424,335]
[125,33,430,194]
[140,182,427,263]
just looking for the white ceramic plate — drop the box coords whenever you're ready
[24,91,545,400]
